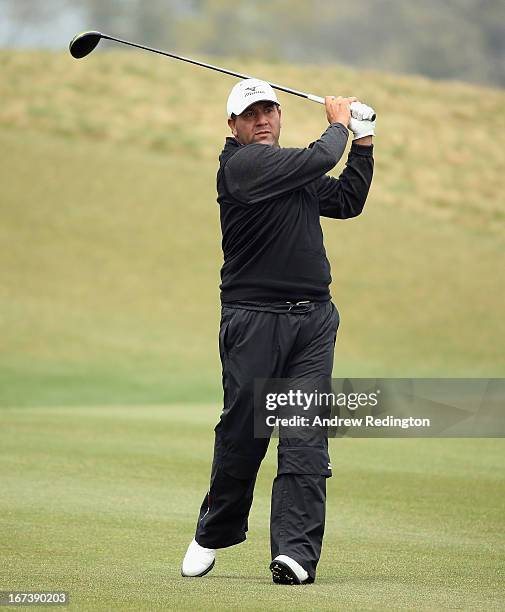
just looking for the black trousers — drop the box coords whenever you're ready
[194,300,339,580]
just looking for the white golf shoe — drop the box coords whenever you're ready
[181,538,216,577]
[270,555,311,585]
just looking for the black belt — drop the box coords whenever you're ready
[222,300,329,314]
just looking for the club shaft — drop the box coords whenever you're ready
[98,33,375,119]
[101,34,319,103]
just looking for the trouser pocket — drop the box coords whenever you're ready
[277,446,332,478]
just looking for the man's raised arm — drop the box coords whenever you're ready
[317,142,374,219]
[224,96,356,205]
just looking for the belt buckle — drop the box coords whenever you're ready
[285,300,311,312]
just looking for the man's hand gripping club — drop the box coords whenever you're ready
[325,96,376,144]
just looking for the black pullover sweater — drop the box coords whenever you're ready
[217,122,374,303]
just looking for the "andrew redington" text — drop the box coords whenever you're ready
[265,415,431,429]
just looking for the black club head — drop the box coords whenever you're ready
[69,31,103,59]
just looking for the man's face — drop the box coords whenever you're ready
[228,101,281,147]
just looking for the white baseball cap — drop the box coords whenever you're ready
[227,78,280,118]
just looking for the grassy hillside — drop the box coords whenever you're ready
[1,50,504,405]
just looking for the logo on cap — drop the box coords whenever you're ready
[244,85,266,97]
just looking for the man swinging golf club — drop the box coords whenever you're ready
[182,78,375,584]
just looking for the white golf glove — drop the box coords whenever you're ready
[349,101,376,140]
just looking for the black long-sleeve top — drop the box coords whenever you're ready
[217,122,374,303]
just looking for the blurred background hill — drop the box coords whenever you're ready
[1,46,504,406]
[1,1,504,407]
[1,0,504,88]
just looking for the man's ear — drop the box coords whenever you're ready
[228,117,238,138]
[278,105,282,128]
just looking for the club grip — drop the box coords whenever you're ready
[307,95,376,121]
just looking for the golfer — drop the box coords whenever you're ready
[182,79,374,584]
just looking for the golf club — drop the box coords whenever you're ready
[69,31,376,121]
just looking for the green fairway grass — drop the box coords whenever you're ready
[1,405,504,610]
